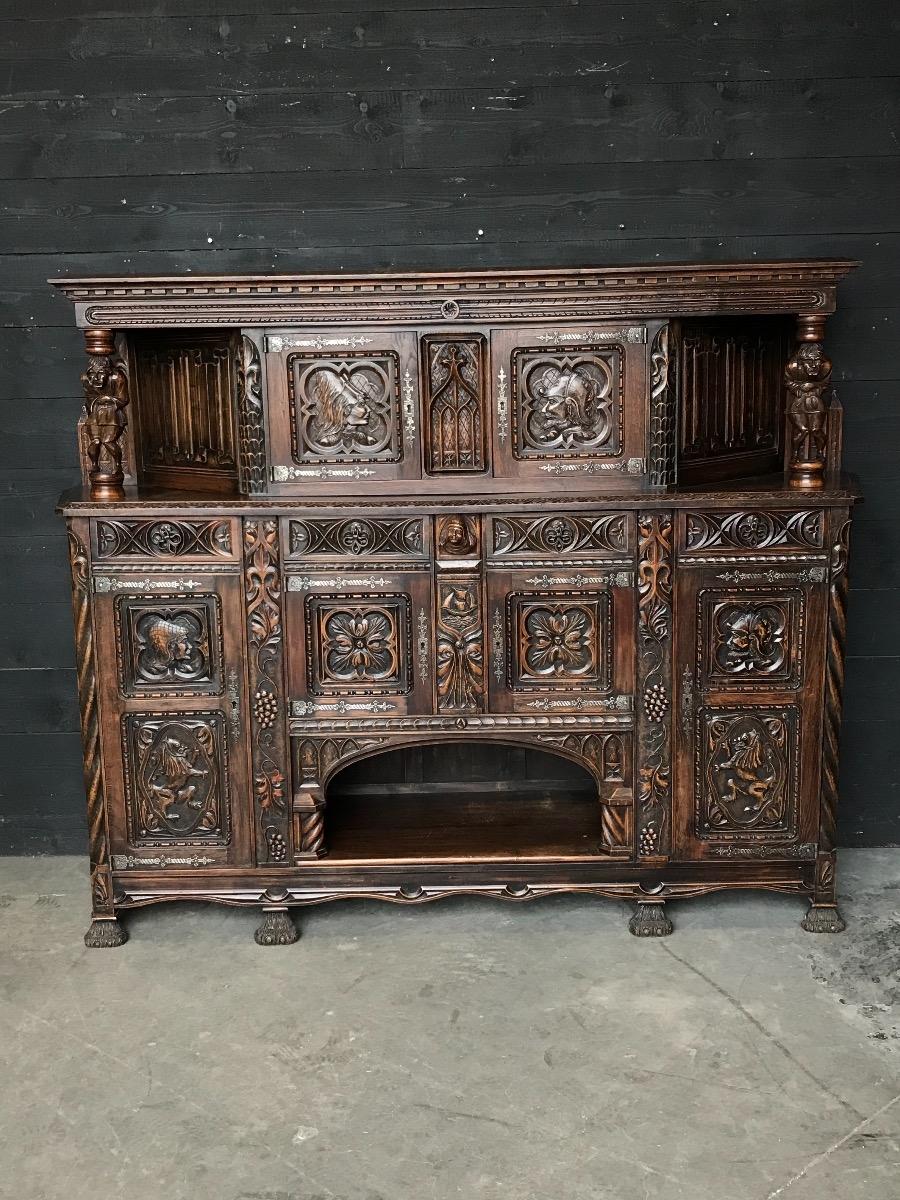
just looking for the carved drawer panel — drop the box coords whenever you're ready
[121,710,231,848]
[487,511,632,563]
[285,569,433,717]
[284,514,431,563]
[264,330,420,485]
[486,567,635,715]
[93,517,237,561]
[489,323,652,484]
[115,592,224,697]
[679,509,826,556]
[695,706,800,843]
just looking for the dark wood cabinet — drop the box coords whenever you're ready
[53,261,859,946]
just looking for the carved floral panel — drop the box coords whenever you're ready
[288,352,402,464]
[306,595,411,695]
[122,712,230,846]
[508,594,609,690]
[116,593,223,696]
[436,579,484,713]
[697,708,799,840]
[512,347,622,460]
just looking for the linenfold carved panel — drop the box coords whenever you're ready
[288,351,403,464]
[122,711,230,846]
[422,336,487,473]
[697,708,799,841]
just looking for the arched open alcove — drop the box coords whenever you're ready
[321,739,608,861]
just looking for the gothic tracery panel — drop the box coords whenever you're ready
[423,336,487,473]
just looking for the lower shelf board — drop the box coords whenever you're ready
[322,786,606,862]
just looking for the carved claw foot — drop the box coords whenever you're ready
[629,901,673,937]
[254,907,299,946]
[84,917,128,948]
[801,904,846,934]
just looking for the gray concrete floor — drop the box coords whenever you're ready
[0,851,898,1200]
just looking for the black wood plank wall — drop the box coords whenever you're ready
[1,0,898,852]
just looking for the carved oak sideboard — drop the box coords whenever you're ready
[52,261,859,947]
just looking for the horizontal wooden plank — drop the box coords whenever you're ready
[0,667,78,735]
[0,470,80,536]
[2,6,898,97]
[838,719,900,846]
[1,158,898,254]
[0,397,81,471]
[3,78,899,180]
[0,537,74,670]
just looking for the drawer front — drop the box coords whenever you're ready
[91,564,253,871]
[285,569,434,718]
[265,329,421,486]
[674,552,828,861]
[486,510,632,564]
[489,323,651,484]
[283,513,432,565]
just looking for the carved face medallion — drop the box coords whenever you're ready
[117,596,222,696]
[713,604,786,676]
[514,350,618,457]
[137,613,207,681]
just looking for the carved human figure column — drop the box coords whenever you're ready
[785,315,832,490]
[81,328,129,500]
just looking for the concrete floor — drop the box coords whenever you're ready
[0,852,898,1200]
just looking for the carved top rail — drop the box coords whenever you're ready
[50,260,857,328]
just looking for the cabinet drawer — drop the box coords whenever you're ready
[486,510,632,563]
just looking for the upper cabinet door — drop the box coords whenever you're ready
[264,330,421,487]
[489,323,650,484]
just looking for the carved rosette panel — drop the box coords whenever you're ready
[96,518,232,559]
[288,351,402,464]
[509,595,609,691]
[636,513,673,856]
[68,527,114,916]
[648,325,676,487]
[116,594,223,696]
[684,510,823,553]
[697,709,799,841]
[237,334,267,494]
[244,520,290,865]
[492,513,628,557]
[701,590,804,691]
[436,579,484,713]
[512,347,622,459]
[289,517,424,558]
[307,596,410,695]
[423,336,487,473]
[122,712,229,845]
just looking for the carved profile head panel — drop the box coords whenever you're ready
[512,348,621,460]
[701,590,803,690]
[117,595,223,696]
[698,709,798,840]
[289,352,402,464]
[123,712,229,845]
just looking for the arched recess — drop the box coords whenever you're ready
[290,731,633,862]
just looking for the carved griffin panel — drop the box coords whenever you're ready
[123,712,229,845]
[698,709,798,840]
[289,353,402,464]
[701,590,803,690]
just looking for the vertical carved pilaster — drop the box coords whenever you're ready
[636,513,673,857]
[68,527,115,921]
[785,315,832,490]
[237,334,267,495]
[648,324,676,487]
[81,328,128,500]
[244,519,290,864]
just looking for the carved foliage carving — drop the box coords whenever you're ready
[123,712,229,844]
[685,510,823,552]
[289,517,423,558]
[698,709,798,840]
[96,518,232,559]
[637,513,672,856]
[492,513,628,556]
[307,596,410,694]
[117,594,222,696]
[289,351,401,463]
[436,580,484,713]
[423,336,486,473]
[513,347,621,458]
[244,520,289,863]
[509,595,608,689]
[237,335,266,494]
